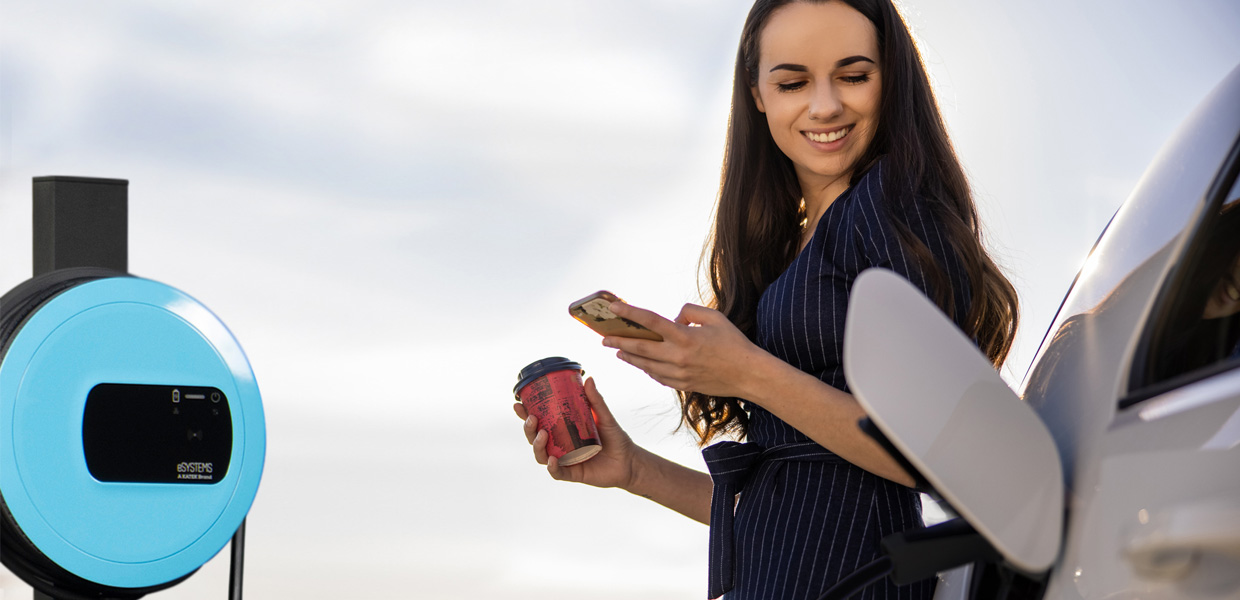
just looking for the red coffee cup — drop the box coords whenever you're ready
[514,357,601,466]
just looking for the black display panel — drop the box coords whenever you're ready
[82,384,232,484]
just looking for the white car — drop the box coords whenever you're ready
[837,62,1240,600]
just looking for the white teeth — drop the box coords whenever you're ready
[807,127,851,143]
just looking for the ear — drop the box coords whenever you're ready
[750,84,766,113]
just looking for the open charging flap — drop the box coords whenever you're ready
[838,268,1063,592]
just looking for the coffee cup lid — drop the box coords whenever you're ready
[514,356,583,398]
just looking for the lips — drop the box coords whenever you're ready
[804,125,852,144]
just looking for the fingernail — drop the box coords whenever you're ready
[526,415,535,426]
[601,337,615,348]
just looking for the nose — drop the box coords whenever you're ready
[808,83,843,121]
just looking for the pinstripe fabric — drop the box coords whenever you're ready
[708,160,972,600]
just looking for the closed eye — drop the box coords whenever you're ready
[777,81,807,92]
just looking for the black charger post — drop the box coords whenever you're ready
[32,176,128,276]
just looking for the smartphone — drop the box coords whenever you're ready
[568,290,664,341]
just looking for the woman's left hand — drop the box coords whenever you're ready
[604,301,766,398]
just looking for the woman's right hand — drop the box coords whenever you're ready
[513,376,641,490]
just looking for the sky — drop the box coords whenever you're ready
[1,0,1239,598]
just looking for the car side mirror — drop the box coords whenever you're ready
[843,268,1063,574]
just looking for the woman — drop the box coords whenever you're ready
[514,1,1019,598]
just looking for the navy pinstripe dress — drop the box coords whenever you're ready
[704,160,973,600]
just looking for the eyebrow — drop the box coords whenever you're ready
[769,55,877,73]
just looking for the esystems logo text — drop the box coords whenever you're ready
[176,462,214,480]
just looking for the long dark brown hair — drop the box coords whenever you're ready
[679,0,1020,444]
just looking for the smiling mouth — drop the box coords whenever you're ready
[805,126,853,144]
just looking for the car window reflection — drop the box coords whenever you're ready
[1156,196,1240,382]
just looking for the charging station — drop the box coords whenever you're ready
[0,177,265,600]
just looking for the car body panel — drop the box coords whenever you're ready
[1046,368,1240,599]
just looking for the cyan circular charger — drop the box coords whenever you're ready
[0,275,265,589]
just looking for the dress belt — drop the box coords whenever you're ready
[703,440,842,599]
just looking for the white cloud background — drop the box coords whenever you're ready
[1,0,1238,598]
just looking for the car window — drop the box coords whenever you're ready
[1125,169,1240,406]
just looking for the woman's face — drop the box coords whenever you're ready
[751,1,882,194]
[1203,252,1240,320]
